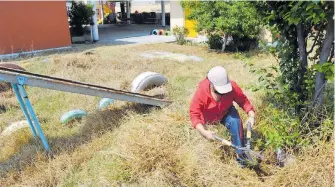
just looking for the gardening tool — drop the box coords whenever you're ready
[213,122,264,165]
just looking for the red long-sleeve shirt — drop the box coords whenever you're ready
[189,78,254,128]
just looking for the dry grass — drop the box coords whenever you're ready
[264,141,333,187]
[0,43,332,186]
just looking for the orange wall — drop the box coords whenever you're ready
[0,1,71,55]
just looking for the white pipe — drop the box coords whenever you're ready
[126,1,131,24]
[161,0,165,27]
[90,0,99,41]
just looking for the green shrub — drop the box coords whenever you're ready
[183,1,262,51]
[257,105,302,150]
[256,101,333,150]
[69,1,95,36]
[208,34,222,50]
[172,26,188,45]
[226,35,259,52]
[235,52,334,151]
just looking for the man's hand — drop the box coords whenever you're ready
[203,130,215,140]
[245,116,255,128]
[246,110,255,128]
[196,124,215,140]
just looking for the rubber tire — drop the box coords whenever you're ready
[165,31,171,36]
[0,63,26,93]
[151,29,159,35]
[158,29,165,35]
[131,72,168,93]
[98,98,114,110]
[0,63,26,71]
[1,120,29,136]
[60,109,87,124]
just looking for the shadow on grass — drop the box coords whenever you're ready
[249,164,273,182]
[50,103,155,153]
[0,103,156,178]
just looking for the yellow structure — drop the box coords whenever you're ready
[103,4,112,14]
[183,1,197,38]
[184,7,197,38]
[97,2,113,24]
[170,0,198,38]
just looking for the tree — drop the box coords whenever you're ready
[259,1,334,108]
[69,1,95,36]
[314,13,334,105]
[182,1,263,51]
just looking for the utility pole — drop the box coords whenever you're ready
[126,1,131,24]
[90,0,99,41]
[161,0,165,27]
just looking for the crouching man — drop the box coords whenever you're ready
[189,66,255,167]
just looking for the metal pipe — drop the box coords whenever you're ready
[161,0,165,27]
[17,84,50,152]
[11,84,38,138]
[126,1,130,24]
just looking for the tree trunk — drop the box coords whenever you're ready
[328,44,334,62]
[297,23,308,70]
[314,13,334,105]
[221,34,228,52]
[296,22,308,101]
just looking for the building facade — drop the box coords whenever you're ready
[0,1,71,55]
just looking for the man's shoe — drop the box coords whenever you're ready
[236,157,247,168]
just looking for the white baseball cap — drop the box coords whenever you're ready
[207,66,232,94]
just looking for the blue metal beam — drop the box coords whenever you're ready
[11,84,38,138]
[17,84,50,152]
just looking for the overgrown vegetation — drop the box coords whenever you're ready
[0,43,332,186]
[258,1,334,109]
[234,49,333,154]
[69,1,95,36]
[172,26,188,45]
[236,1,335,153]
[182,1,263,51]
[0,2,333,185]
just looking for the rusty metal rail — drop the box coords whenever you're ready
[0,67,171,107]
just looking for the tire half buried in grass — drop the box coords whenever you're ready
[158,29,165,35]
[98,98,114,110]
[151,29,159,35]
[60,109,87,124]
[1,120,29,136]
[131,72,168,93]
[165,31,171,36]
[0,63,26,93]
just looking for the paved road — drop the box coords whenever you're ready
[97,24,175,45]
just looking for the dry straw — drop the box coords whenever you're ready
[0,43,332,186]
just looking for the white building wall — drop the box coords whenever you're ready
[170,0,184,29]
